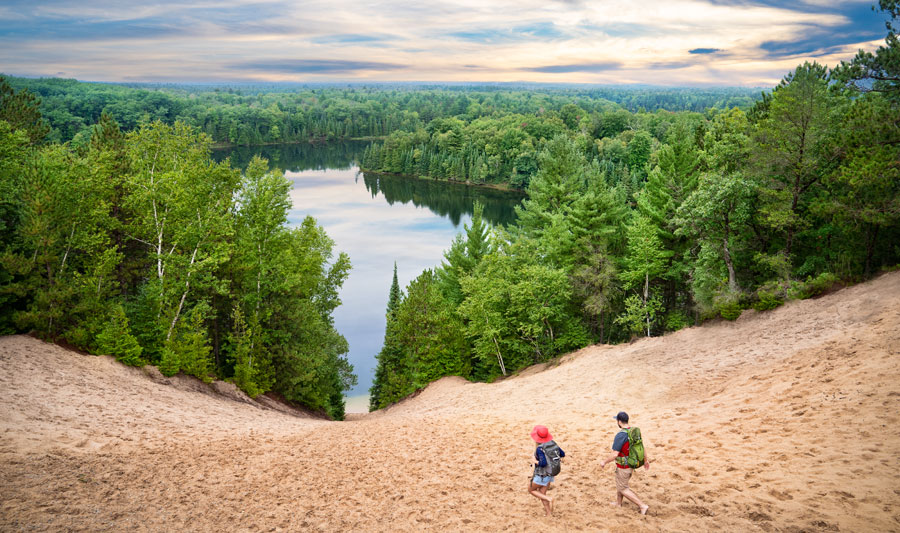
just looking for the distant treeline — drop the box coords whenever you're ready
[0,81,354,419]
[3,75,759,147]
[367,2,900,409]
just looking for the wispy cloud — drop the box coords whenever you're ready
[230,59,407,74]
[0,0,891,86]
[521,61,622,73]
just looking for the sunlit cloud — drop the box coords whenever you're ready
[0,0,890,86]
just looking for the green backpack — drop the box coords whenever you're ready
[614,427,645,469]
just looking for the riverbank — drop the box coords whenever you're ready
[209,136,387,150]
[359,168,526,194]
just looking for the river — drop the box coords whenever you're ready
[214,142,523,411]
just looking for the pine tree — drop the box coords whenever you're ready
[369,263,404,410]
[95,305,144,366]
[0,76,49,144]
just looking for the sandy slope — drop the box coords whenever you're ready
[1,272,899,533]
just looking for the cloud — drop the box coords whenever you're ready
[521,61,623,73]
[447,22,567,44]
[229,59,407,74]
[0,18,186,41]
[312,33,398,45]
[0,0,890,86]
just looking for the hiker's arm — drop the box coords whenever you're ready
[534,448,547,467]
[600,450,619,469]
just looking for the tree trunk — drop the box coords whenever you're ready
[865,224,879,277]
[723,234,737,292]
[644,272,651,337]
[166,245,200,341]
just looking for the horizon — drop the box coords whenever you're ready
[2,75,773,91]
[0,0,891,87]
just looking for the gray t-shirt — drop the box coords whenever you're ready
[612,429,628,452]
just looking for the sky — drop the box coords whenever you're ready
[0,0,891,86]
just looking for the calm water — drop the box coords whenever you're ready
[214,142,523,405]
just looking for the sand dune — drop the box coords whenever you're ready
[1,271,899,532]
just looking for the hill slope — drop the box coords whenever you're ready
[1,272,899,532]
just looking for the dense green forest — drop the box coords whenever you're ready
[0,90,355,418]
[4,74,757,148]
[367,2,900,409]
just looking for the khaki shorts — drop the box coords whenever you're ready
[615,467,632,493]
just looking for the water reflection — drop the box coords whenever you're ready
[214,142,523,404]
[213,141,369,172]
[361,172,519,227]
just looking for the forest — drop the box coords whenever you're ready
[0,95,355,418]
[366,2,900,409]
[1,1,898,416]
[4,74,757,147]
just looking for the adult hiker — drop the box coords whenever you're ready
[528,424,565,517]
[601,411,650,515]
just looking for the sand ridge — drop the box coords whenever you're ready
[1,271,899,532]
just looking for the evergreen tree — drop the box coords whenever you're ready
[0,76,49,144]
[752,62,843,276]
[95,305,144,366]
[369,263,404,410]
[833,0,900,99]
[514,135,587,238]
[438,201,490,305]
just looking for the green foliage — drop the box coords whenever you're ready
[664,311,691,331]
[0,106,354,417]
[167,308,214,383]
[3,58,900,416]
[226,307,265,398]
[370,263,404,410]
[717,300,743,321]
[95,305,144,366]
[458,235,588,379]
[0,76,49,144]
[615,293,664,336]
[158,347,180,377]
[127,281,166,364]
[752,62,844,265]
[752,289,784,312]
[787,272,841,300]
[833,1,900,99]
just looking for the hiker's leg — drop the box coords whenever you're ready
[541,485,553,515]
[613,468,628,507]
[620,488,649,515]
[529,482,551,503]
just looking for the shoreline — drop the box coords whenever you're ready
[358,168,526,194]
[210,137,387,150]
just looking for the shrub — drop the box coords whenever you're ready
[717,301,743,321]
[752,290,783,311]
[167,310,214,383]
[157,347,179,377]
[95,305,144,366]
[788,272,840,300]
[664,311,691,331]
[804,272,840,297]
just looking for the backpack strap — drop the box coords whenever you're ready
[614,429,630,468]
